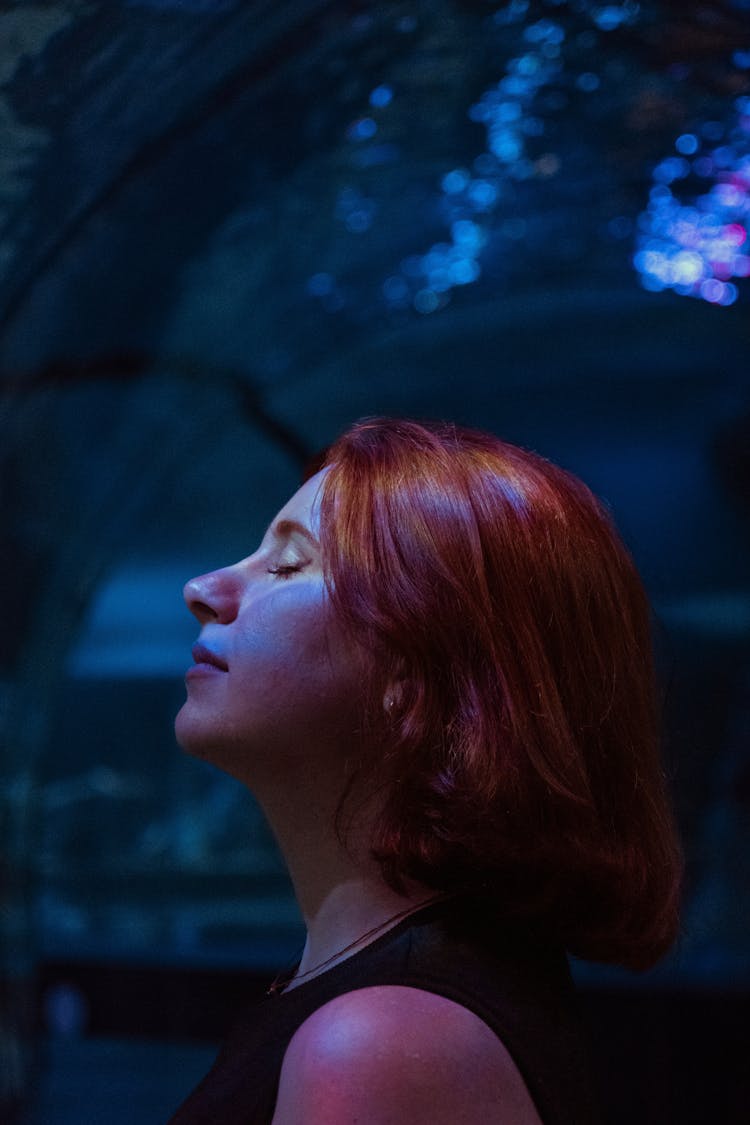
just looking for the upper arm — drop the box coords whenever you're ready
[270,985,543,1125]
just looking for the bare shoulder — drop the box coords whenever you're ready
[270,984,543,1125]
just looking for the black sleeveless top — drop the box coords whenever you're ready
[166,895,601,1124]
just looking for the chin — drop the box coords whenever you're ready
[174,705,254,786]
[174,702,218,759]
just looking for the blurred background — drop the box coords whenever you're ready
[1,1,748,1122]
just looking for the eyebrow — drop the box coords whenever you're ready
[269,518,320,548]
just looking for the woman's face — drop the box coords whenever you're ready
[175,469,362,782]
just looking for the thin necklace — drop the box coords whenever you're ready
[266,892,453,997]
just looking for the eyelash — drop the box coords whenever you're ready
[267,563,302,579]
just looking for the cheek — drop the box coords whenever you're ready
[235,587,329,672]
[232,587,360,715]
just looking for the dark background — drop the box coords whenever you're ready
[1,1,748,1121]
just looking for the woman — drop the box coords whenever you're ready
[169,417,682,1125]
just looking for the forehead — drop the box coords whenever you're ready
[272,467,328,536]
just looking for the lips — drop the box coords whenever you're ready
[191,642,229,671]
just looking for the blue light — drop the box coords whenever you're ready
[498,75,529,98]
[653,156,690,184]
[346,117,377,142]
[700,278,727,303]
[467,179,498,209]
[516,54,541,77]
[671,251,704,285]
[449,258,480,285]
[676,133,699,156]
[369,84,393,108]
[495,100,523,123]
[693,156,714,177]
[441,168,470,194]
[523,19,564,45]
[451,219,483,251]
[468,102,490,124]
[593,6,630,32]
[649,184,673,203]
[414,289,440,314]
[427,267,452,293]
[635,104,750,305]
[490,130,522,163]
[492,0,529,26]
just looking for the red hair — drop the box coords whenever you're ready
[317,418,682,970]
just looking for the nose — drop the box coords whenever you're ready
[183,566,241,625]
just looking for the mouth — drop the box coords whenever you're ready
[190,642,229,672]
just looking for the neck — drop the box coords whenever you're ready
[247,756,436,982]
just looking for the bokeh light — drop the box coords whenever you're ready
[634,96,750,305]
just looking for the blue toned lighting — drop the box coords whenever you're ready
[653,156,690,184]
[700,278,728,303]
[414,289,440,314]
[381,0,665,317]
[346,117,378,142]
[441,168,471,194]
[591,4,640,32]
[635,98,750,304]
[492,0,530,26]
[467,179,499,209]
[693,156,715,178]
[489,129,523,163]
[369,84,394,108]
[516,53,542,77]
[451,219,484,252]
[676,133,699,156]
[523,19,565,45]
[449,258,480,285]
[671,250,705,285]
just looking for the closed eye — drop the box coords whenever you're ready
[267,563,305,579]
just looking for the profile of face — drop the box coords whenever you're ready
[175,470,363,785]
